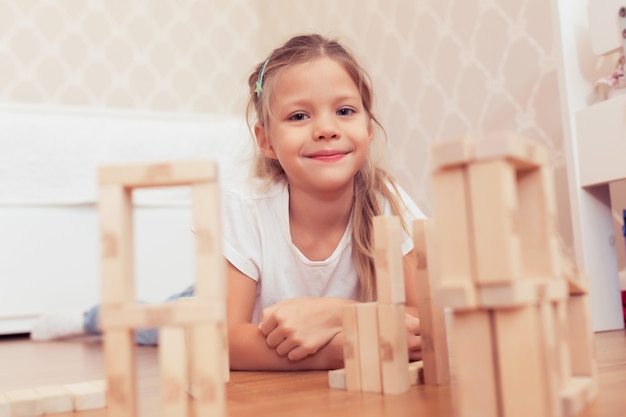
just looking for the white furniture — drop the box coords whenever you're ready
[0,104,252,335]
[552,0,625,331]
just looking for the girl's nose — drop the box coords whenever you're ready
[314,116,340,141]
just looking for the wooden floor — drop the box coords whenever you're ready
[0,329,624,417]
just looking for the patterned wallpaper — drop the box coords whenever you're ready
[0,0,259,112]
[0,0,572,251]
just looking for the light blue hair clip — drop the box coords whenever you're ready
[255,59,270,98]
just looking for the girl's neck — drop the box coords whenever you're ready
[287,184,354,230]
[287,183,354,261]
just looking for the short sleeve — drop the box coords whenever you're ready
[222,190,262,281]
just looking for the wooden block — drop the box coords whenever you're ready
[377,303,410,394]
[99,301,225,330]
[342,304,361,391]
[0,393,9,417]
[160,326,189,417]
[414,219,450,386]
[517,165,562,280]
[64,380,107,411]
[330,362,423,391]
[356,303,382,393]
[33,385,73,414]
[552,300,573,389]
[468,159,523,284]
[449,310,499,417]
[409,361,424,385]
[561,377,598,417]
[418,299,450,386]
[412,218,432,300]
[103,329,137,417]
[99,184,135,304]
[373,216,405,304]
[477,280,540,308]
[430,138,475,170]
[3,388,44,417]
[192,181,230,382]
[567,295,597,378]
[430,167,478,302]
[99,160,218,188]
[437,281,477,310]
[187,322,226,417]
[474,133,550,168]
[328,368,347,390]
[537,300,564,417]
[192,181,226,300]
[562,255,588,295]
[493,305,551,417]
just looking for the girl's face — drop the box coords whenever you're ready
[255,57,373,196]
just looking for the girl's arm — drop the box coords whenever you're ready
[226,260,344,371]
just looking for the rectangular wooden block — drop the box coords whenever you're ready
[160,326,189,417]
[562,255,588,295]
[99,160,217,188]
[493,305,551,417]
[64,380,107,411]
[3,388,44,417]
[373,216,405,304]
[431,167,478,299]
[538,300,564,417]
[413,219,450,386]
[468,159,523,284]
[356,303,382,393]
[449,310,499,417]
[329,362,423,391]
[517,165,562,280]
[418,299,450,386]
[100,301,225,330]
[328,369,347,390]
[437,281,477,310]
[474,133,549,169]
[567,295,597,378]
[342,304,362,391]
[477,280,540,308]
[412,218,432,300]
[187,322,226,417]
[103,329,137,417]
[430,138,475,170]
[33,385,73,414]
[377,303,410,394]
[99,184,135,304]
[561,377,597,417]
[192,181,226,300]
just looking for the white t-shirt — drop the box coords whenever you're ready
[223,178,426,323]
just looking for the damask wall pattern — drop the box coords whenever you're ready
[0,0,259,113]
[0,0,571,249]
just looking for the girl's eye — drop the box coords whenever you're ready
[289,113,308,121]
[337,108,354,116]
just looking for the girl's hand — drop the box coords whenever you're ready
[258,298,349,361]
[405,313,422,361]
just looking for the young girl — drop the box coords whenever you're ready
[225,33,425,370]
[30,33,425,371]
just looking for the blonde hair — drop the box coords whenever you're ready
[246,34,407,301]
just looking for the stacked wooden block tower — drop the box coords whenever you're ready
[329,216,423,394]
[98,160,228,417]
[429,133,597,417]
